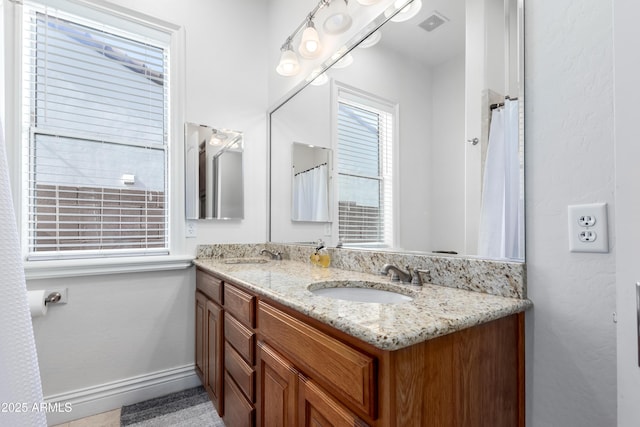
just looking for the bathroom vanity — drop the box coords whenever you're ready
[193,250,530,427]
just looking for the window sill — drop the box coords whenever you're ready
[24,255,194,280]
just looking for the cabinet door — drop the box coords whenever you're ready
[195,291,207,383]
[299,376,369,427]
[206,300,224,414]
[224,372,255,427]
[257,341,297,427]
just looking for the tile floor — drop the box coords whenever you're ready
[51,408,121,427]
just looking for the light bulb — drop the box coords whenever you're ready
[299,20,322,59]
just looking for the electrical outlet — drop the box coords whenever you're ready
[186,220,196,238]
[568,203,608,253]
[578,230,597,242]
[578,215,596,227]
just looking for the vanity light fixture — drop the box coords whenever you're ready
[323,0,353,35]
[276,39,300,76]
[390,0,422,22]
[299,18,322,58]
[277,0,357,77]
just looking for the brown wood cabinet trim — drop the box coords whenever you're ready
[225,341,256,403]
[225,312,256,365]
[224,372,255,427]
[206,300,224,415]
[196,268,223,304]
[299,375,370,427]
[256,340,299,427]
[195,291,207,385]
[224,282,256,328]
[517,312,526,427]
[258,301,377,420]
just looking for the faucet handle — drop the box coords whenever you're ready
[410,268,432,286]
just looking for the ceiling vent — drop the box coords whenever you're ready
[418,11,449,32]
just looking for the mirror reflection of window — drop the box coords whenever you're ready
[335,87,395,247]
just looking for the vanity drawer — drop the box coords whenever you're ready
[258,301,376,419]
[224,283,255,328]
[225,342,255,403]
[225,312,256,365]
[223,372,255,427]
[196,269,223,305]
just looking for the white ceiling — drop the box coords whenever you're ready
[375,0,466,68]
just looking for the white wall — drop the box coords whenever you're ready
[3,0,270,423]
[429,53,465,253]
[525,0,617,425]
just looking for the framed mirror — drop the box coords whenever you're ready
[185,123,244,220]
[269,0,524,260]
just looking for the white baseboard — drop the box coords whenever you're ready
[44,364,201,426]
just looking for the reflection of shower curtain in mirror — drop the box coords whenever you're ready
[293,164,329,221]
[478,99,524,260]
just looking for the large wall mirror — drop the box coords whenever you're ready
[185,123,244,220]
[269,0,524,261]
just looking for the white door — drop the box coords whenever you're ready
[614,0,640,424]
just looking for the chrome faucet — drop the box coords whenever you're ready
[380,264,412,283]
[380,264,431,286]
[260,249,282,260]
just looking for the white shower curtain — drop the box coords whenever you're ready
[0,119,47,426]
[478,99,524,260]
[292,164,329,221]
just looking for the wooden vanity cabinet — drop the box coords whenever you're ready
[196,269,525,427]
[195,269,224,415]
[256,299,525,427]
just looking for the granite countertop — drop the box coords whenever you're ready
[193,258,532,351]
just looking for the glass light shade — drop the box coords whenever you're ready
[323,0,353,35]
[358,30,382,48]
[299,22,322,59]
[332,52,353,69]
[390,0,422,22]
[310,73,329,86]
[276,47,300,76]
[356,0,381,4]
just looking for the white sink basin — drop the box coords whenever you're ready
[309,281,413,304]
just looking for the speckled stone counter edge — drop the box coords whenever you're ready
[197,243,526,299]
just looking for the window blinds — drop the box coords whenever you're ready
[337,99,394,246]
[22,2,169,259]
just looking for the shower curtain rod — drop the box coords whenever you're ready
[490,96,519,110]
[294,162,327,176]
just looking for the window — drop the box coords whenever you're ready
[336,87,395,246]
[21,1,170,260]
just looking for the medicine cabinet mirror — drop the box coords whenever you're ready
[185,123,244,220]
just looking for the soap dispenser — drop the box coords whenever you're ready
[310,239,331,268]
